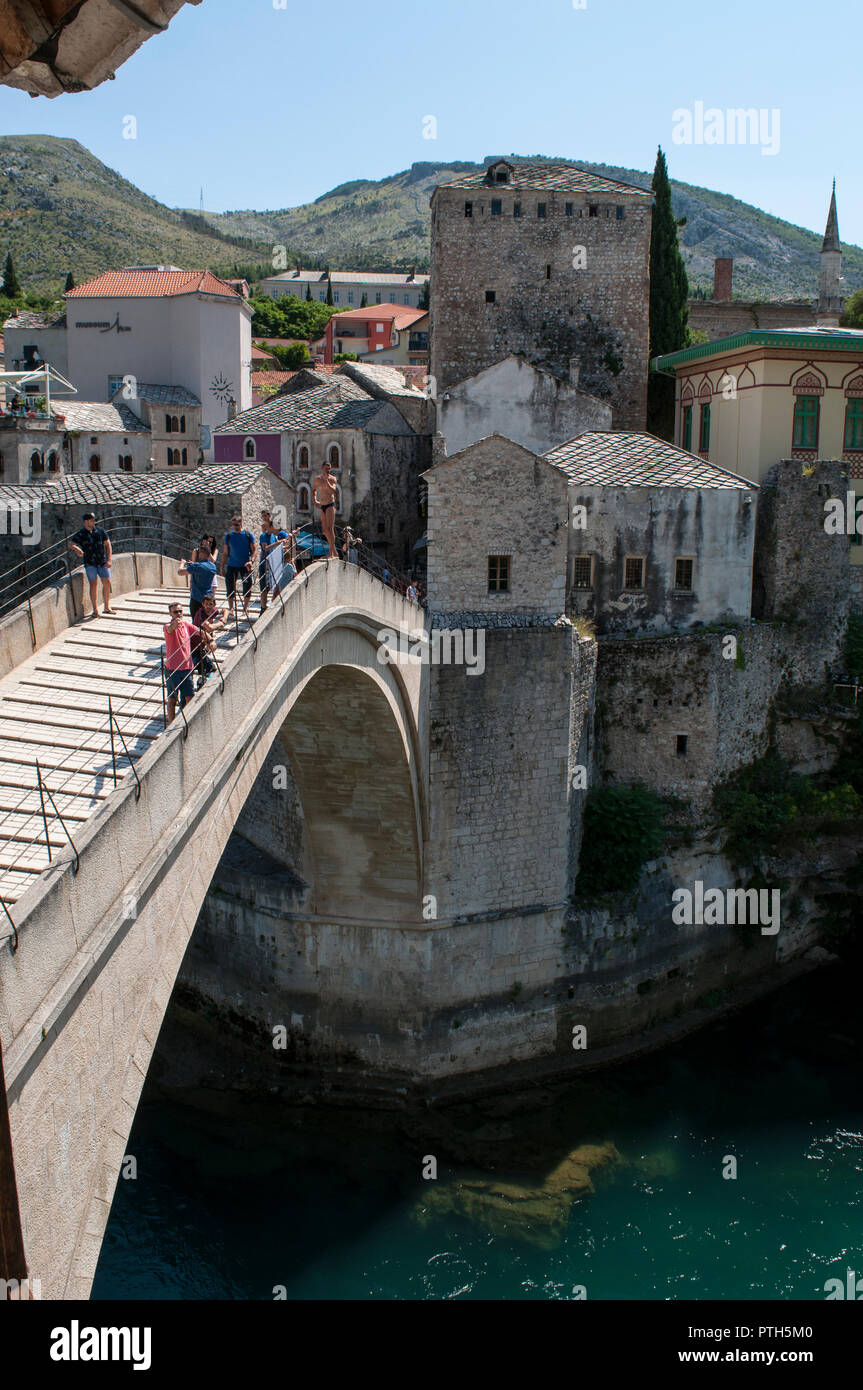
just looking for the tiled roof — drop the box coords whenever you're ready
[251,345,279,361]
[56,402,147,432]
[2,309,67,330]
[330,304,427,329]
[543,432,755,490]
[115,383,201,407]
[215,380,381,434]
[435,162,652,196]
[653,326,863,372]
[340,361,428,397]
[66,270,241,300]
[0,464,273,507]
[265,270,427,286]
[252,370,294,389]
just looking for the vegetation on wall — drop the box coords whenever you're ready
[713,753,860,863]
[575,784,667,897]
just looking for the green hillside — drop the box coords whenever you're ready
[1,137,859,304]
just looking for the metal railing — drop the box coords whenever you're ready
[0,516,417,948]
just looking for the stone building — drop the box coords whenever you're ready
[2,309,69,379]
[424,430,756,634]
[214,371,431,568]
[429,159,653,431]
[109,382,203,469]
[0,463,294,573]
[0,400,150,483]
[438,353,612,457]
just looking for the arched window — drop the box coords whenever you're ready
[327,442,341,468]
[0,451,4,474]
[182,447,188,466]
[89,455,101,472]
[297,484,311,512]
[180,415,186,433]
[119,455,133,472]
[47,450,59,472]
[165,414,172,433]
[244,437,256,459]
[297,443,310,470]
[171,415,180,433]
[30,450,43,474]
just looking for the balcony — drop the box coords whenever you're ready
[408,333,429,351]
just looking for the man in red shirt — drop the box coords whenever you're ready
[163,601,197,723]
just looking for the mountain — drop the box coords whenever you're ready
[1,137,860,304]
[0,135,274,292]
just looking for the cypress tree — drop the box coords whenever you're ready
[360,292,368,308]
[326,276,334,306]
[647,148,689,441]
[305,285,312,301]
[3,252,21,298]
[64,271,75,292]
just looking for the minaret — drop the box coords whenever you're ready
[815,181,843,327]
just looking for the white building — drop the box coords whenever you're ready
[260,267,429,310]
[65,267,252,458]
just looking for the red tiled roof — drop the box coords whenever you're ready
[329,304,427,330]
[252,345,279,361]
[252,370,294,388]
[66,269,241,300]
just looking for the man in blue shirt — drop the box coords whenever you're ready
[258,509,287,612]
[177,541,218,620]
[220,515,256,616]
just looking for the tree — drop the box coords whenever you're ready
[325,276,334,306]
[418,279,430,311]
[360,292,368,308]
[840,287,863,329]
[647,147,689,441]
[64,271,75,292]
[305,285,312,301]
[282,342,311,370]
[3,252,21,298]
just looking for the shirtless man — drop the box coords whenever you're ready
[311,461,338,558]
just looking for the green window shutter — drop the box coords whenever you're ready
[792,395,819,450]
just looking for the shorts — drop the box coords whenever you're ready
[166,667,195,705]
[225,565,253,601]
[190,596,203,620]
[84,564,111,581]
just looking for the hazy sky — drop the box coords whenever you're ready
[0,0,858,245]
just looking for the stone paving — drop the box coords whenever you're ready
[0,582,259,907]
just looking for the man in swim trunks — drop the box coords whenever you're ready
[311,461,338,559]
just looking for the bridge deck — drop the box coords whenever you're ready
[0,583,261,907]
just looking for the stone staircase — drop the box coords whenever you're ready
[0,582,260,910]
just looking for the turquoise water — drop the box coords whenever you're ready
[92,967,863,1301]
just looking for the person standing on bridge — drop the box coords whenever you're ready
[220,516,256,618]
[258,509,287,612]
[163,602,197,723]
[67,512,114,620]
[311,461,339,559]
[177,541,217,622]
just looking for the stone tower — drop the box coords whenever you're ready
[815,182,843,327]
[429,159,653,431]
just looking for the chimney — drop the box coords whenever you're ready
[569,357,580,389]
[227,397,236,421]
[713,257,733,301]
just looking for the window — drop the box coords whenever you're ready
[495,169,509,183]
[572,555,593,589]
[180,415,186,433]
[119,455,133,472]
[89,455,101,472]
[348,292,354,304]
[0,452,4,473]
[565,202,574,216]
[589,205,598,217]
[844,399,863,451]
[792,395,820,451]
[491,199,502,216]
[47,450,58,472]
[181,447,188,466]
[171,415,180,433]
[537,202,547,219]
[333,292,340,303]
[676,734,688,758]
[377,520,386,534]
[698,402,711,453]
[297,443,310,469]
[90,436,98,445]
[545,265,552,279]
[513,201,521,217]
[485,290,496,303]
[30,450,43,473]
[616,206,625,220]
[488,554,510,593]
[375,292,381,304]
[376,322,384,332]
[165,414,172,433]
[319,291,326,301]
[244,438,256,459]
[624,556,644,589]
[403,294,410,304]
[674,557,694,591]
[465,201,473,217]
[297,484,311,512]
[206,498,215,515]
[108,376,123,396]
[327,443,341,468]
[682,404,693,452]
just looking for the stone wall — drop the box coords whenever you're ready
[430,183,651,431]
[688,299,812,342]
